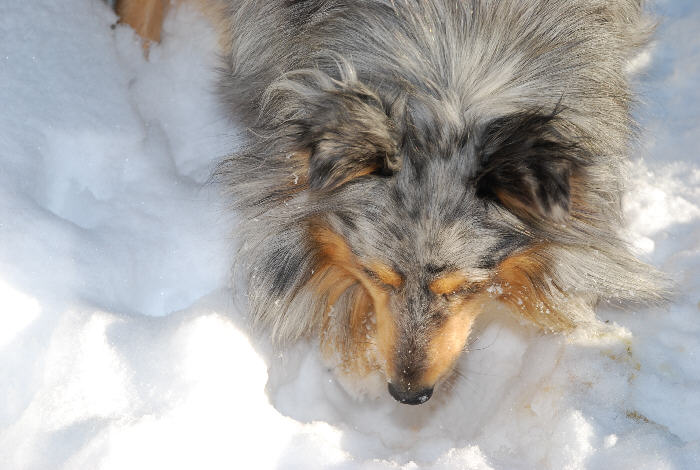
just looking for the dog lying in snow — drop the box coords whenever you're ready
[116,0,667,405]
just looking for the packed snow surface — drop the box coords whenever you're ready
[1,1,699,468]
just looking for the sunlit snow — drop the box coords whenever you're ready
[1,1,699,469]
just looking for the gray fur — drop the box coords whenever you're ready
[216,0,667,368]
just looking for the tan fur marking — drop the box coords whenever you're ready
[279,150,311,195]
[568,174,599,225]
[429,271,469,295]
[292,144,379,191]
[367,261,403,288]
[115,0,236,55]
[324,164,380,190]
[344,165,379,183]
[287,149,311,165]
[494,188,538,220]
[314,265,357,309]
[361,281,395,374]
[311,225,355,267]
[348,287,373,341]
[310,224,397,377]
[422,296,485,386]
[568,174,586,211]
[115,0,167,50]
[496,247,574,331]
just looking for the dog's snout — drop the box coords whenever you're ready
[387,382,433,405]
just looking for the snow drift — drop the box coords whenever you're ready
[0,0,699,468]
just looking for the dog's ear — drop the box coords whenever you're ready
[272,68,400,191]
[475,111,587,222]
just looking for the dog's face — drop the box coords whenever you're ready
[313,157,505,404]
[222,1,659,406]
[309,114,582,404]
[282,76,584,404]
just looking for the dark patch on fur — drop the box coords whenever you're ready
[477,232,528,269]
[261,242,310,296]
[475,110,589,222]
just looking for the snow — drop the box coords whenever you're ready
[0,0,699,468]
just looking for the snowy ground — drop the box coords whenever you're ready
[1,1,699,468]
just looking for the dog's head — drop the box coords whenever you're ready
[277,72,588,405]
[221,1,662,405]
[256,66,589,404]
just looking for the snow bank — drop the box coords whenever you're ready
[0,0,698,468]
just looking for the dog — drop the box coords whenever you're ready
[116,0,668,405]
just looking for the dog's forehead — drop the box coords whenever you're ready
[391,152,479,220]
[331,158,500,271]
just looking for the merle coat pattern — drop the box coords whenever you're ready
[216,0,667,403]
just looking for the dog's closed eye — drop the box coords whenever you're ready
[364,262,404,289]
[429,271,484,302]
[429,271,468,296]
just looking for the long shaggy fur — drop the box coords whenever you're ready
[215,0,668,398]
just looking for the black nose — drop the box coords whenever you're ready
[387,383,434,405]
